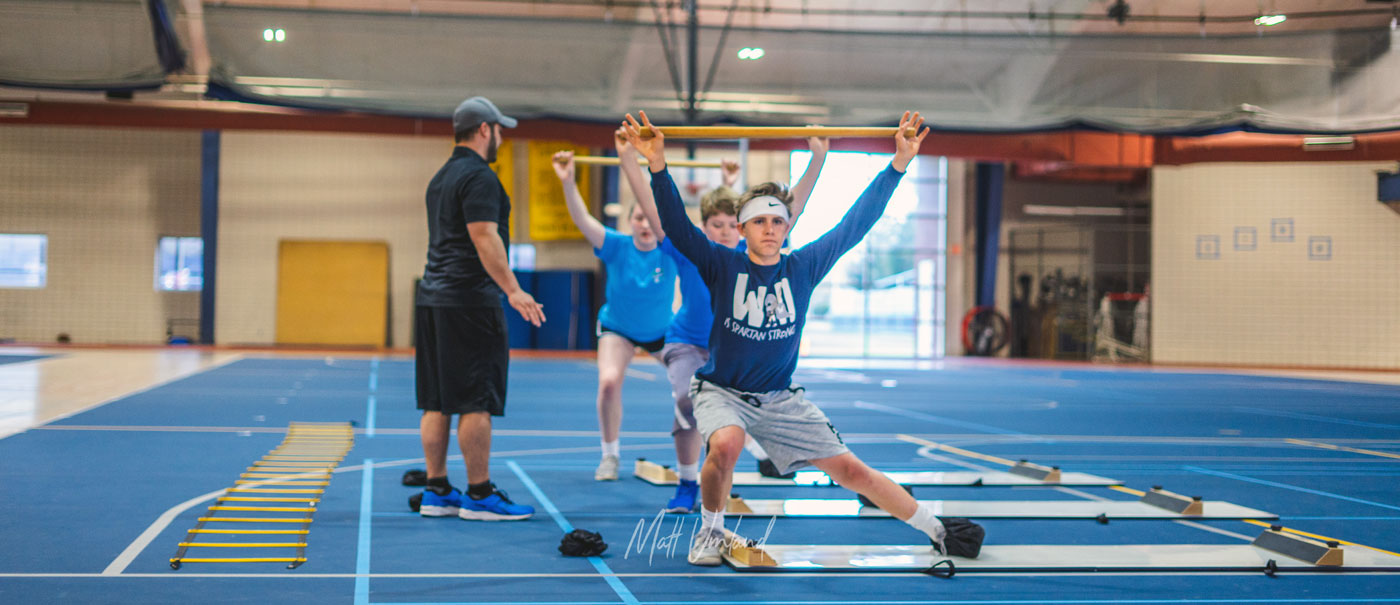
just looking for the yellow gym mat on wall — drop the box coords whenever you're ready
[275,240,389,347]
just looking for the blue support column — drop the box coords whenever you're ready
[199,130,220,344]
[974,162,1005,308]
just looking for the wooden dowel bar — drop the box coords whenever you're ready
[636,126,918,140]
[572,156,725,169]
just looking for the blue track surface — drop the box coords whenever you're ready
[2,356,1398,603]
[0,354,47,366]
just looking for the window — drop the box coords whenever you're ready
[156,237,203,291]
[789,151,948,359]
[508,243,536,271]
[0,234,47,288]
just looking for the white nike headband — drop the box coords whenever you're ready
[737,195,791,224]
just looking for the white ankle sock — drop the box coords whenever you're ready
[699,507,725,533]
[601,440,620,458]
[906,502,946,541]
[743,437,770,460]
[677,462,699,482]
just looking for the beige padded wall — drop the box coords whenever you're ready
[0,125,201,344]
[217,131,443,346]
[1152,162,1400,368]
[944,159,970,357]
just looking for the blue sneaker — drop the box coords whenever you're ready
[420,488,463,517]
[459,486,533,521]
[666,479,699,513]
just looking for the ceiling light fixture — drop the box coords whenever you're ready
[1253,14,1286,26]
[1302,136,1355,151]
[737,47,765,60]
[739,47,772,60]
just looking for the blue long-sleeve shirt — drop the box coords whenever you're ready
[652,163,905,392]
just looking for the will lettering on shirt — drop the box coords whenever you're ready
[723,273,798,342]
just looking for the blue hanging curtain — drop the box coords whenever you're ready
[974,162,1005,309]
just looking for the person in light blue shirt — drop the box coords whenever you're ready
[618,131,829,513]
[624,110,985,566]
[552,152,677,482]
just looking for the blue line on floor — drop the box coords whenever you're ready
[355,458,374,605]
[507,460,639,605]
[373,599,1400,605]
[637,601,1400,605]
[1233,406,1400,431]
[853,400,1030,436]
[367,358,379,438]
[1185,466,1400,512]
[366,396,377,438]
[1282,516,1400,520]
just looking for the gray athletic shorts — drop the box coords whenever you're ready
[661,343,708,435]
[691,377,849,476]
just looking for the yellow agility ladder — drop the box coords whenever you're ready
[170,422,355,569]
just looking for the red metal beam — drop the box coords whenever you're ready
[1155,131,1400,165]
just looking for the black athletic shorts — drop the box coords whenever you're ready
[596,320,665,354]
[416,305,508,416]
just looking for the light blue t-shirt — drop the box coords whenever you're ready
[595,229,677,343]
[661,239,710,347]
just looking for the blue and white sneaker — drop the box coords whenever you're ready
[665,479,699,513]
[419,488,463,517]
[459,486,534,521]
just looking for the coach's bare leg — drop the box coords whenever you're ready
[420,411,452,479]
[458,411,493,485]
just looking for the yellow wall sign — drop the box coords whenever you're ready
[527,140,592,241]
[489,140,515,240]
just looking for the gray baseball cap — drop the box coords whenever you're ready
[452,96,517,132]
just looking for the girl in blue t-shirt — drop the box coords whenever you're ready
[616,132,828,513]
[553,151,678,481]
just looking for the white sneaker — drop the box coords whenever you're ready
[688,529,725,566]
[594,455,620,481]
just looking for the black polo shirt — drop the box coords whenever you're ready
[417,146,512,307]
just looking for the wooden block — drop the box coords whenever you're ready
[726,495,753,514]
[726,542,777,566]
[1007,460,1061,483]
[633,459,678,484]
[721,530,776,567]
[1253,528,1344,566]
[1140,487,1204,515]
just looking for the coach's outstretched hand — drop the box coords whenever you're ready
[891,111,929,173]
[507,289,545,328]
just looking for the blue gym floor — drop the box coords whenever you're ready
[2,355,1399,604]
[0,353,46,366]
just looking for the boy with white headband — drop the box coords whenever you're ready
[621,110,985,566]
[615,131,829,512]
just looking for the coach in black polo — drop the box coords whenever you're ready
[414,96,544,521]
